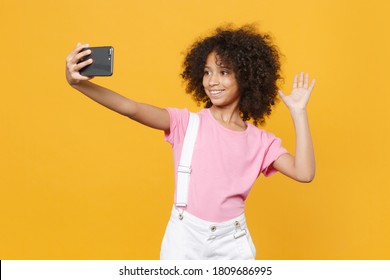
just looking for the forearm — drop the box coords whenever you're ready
[70,80,170,130]
[65,43,170,130]
[71,80,136,117]
[290,109,316,182]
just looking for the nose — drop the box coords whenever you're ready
[208,73,220,86]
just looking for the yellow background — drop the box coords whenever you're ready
[1,0,389,259]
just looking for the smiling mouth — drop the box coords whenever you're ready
[209,89,224,95]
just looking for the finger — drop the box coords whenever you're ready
[74,58,93,72]
[304,73,309,88]
[308,79,316,92]
[66,43,90,63]
[292,74,298,89]
[73,73,93,81]
[66,43,86,61]
[72,48,92,64]
[278,90,286,99]
[74,43,89,55]
[298,72,304,87]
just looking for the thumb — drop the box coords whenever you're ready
[278,90,286,99]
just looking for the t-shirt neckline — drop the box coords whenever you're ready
[205,108,249,134]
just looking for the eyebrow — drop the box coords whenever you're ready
[204,65,232,69]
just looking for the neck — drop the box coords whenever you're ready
[210,105,240,123]
[209,106,247,133]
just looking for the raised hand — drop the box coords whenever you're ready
[278,72,316,111]
[65,43,94,86]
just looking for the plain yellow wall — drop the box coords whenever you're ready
[1,0,389,259]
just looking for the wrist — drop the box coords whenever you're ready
[289,107,307,115]
[70,79,88,89]
[66,74,79,87]
[289,108,309,122]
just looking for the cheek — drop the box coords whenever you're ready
[229,80,240,97]
[224,77,237,89]
[202,77,208,90]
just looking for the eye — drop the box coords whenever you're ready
[221,70,229,76]
[203,70,211,76]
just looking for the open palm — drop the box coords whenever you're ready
[278,72,316,110]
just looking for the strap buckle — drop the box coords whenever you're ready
[175,207,185,220]
[175,203,187,207]
[178,165,191,174]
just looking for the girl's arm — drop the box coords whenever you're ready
[65,43,170,131]
[272,72,316,183]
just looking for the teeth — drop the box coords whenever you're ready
[210,90,223,94]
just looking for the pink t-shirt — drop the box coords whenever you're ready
[165,108,288,222]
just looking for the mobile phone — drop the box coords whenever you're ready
[79,46,114,76]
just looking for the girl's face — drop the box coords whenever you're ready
[202,51,240,109]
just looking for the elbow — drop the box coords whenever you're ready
[299,177,314,183]
[295,170,316,183]
[295,162,316,183]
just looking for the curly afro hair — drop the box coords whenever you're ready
[181,24,282,126]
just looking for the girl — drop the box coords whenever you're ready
[65,25,315,260]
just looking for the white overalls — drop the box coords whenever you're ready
[160,113,256,260]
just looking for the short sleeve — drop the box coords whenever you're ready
[261,133,289,177]
[164,108,190,145]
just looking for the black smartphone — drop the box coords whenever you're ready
[79,46,114,76]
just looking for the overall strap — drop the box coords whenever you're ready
[175,112,200,208]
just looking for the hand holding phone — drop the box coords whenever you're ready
[78,46,114,77]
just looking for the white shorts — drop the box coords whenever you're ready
[160,206,256,260]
